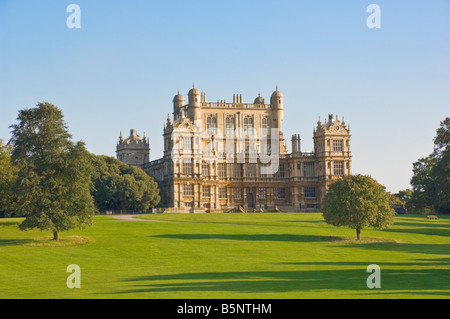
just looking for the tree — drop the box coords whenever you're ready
[393,189,412,213]
[9,102,95,240]
[409,155,437,213]
[394,189,412,203]
[90,155,160,211]
[410,117,450,214]
[432,117,450,213]
[322,174,395,240]
[387,192,404,206]
[156,180,168,208]
[0,139,18,215]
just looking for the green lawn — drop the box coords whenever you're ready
[0,213,449,299]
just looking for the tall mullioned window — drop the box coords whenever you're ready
[304,187,316,198]
[202,162,209,176]
[182,136,192,151]
[261,116,271,137]
[333,140,343,152]
[246,163,257,177]
[226,115,235,135]
[207,115,217,135]
[182,162,193,174]
[233,164,242,177]
[234,188,242,199]
[334,161,344,175]
[275,164,285,178]
[258,188,266,200]
[244,116,254,135]
[219,188,227,199]
[274,188,286,199]
[184,184,194,196]
[218,163,227,177]
[202,186,210,198]
[260,141,271,156]
[303,162,315,177]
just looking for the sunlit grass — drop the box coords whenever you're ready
[0,213,449,299]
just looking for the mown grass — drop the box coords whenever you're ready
[0,213,449,299]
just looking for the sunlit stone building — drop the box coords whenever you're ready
[117,85,352,212]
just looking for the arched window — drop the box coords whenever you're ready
[207,115,217,135]
[244,115,254,135]
[226,115,235,135]
[261,116,271,136]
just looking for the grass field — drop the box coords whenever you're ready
[0,212,449,299]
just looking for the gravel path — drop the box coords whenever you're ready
[110,214,236,226]
[110,214,174,222]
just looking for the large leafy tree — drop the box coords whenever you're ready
[0,139,17,215]
[9,102,94,240]
[322,174,395,240]
[90,155,160,211]
[393,189,412,213]
[394,189,412,203]
[410,117,450,214]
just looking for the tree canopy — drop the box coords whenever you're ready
[409,117,449,214]
[322,174,395,240]
[90,155,160,211]
[9,102,95,240]
[0,139,17,215]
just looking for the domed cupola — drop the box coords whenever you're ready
[270,85,283,109]
[254,92,265,104]
[173,89,185,120]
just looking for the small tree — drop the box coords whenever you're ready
[322,174,395,240]
[9,102,94,240]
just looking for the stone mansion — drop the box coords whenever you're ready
[116,85,352,212]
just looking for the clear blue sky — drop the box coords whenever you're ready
[1,0,449,193]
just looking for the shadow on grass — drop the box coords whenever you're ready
[392,221,450,229]
[386,228,450,238]
[0,239,33,246]
[0,236,94,247]
[278,260,450,267]
[151,233,341,243]
[280,220,327,225]
[341,243,450,256]
[116,268,450,297]
[384,225,450,237]
[0,221,21,227]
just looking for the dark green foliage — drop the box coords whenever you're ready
[90,155,160,211]
[156,180,168,208]
[9,102,95,239]
[394,189,412,203]
[322,174,395,240]
[410,117,450,214]
[392,189,412,213]
[0,140,17,216]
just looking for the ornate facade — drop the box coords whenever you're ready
[116,129,150,167]
[117,85,352,212]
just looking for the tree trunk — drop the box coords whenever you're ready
[356,228,361,240]
[53,230,59,241]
